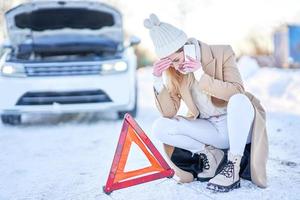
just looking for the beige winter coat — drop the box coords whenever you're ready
[154,41,268,188]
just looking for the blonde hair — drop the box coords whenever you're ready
[165,45,185,92]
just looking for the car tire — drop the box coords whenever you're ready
[1,114,22,125]
[118,85,138,120]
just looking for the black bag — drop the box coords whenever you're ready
[239,143,252,181]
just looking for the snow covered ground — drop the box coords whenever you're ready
[1,64,300,200]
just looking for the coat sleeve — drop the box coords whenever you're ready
[198,46,245,101]
[153,85,181,118]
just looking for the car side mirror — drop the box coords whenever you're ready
[1,43,13,50]
[0,42,13,56]
[123,35,141,50]
[129,35,141,46]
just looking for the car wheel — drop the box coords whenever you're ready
[118,101,137,119]
[1,114,22,125]
[118,85,138,120]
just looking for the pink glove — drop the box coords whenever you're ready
[179,55,202,73]
[152,57,172,77]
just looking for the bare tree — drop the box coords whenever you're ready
[244,31,272,56]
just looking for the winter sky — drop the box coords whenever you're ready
[117,0,300,55]
[1,0,300,55]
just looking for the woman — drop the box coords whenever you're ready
[143,13,268,192]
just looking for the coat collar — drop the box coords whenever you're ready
[198,40,216,77]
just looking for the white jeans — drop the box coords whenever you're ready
[152,94,255,156]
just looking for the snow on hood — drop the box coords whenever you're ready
[4,1,124,47]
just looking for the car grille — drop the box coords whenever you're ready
[16,90,112,105]
[24,65,101,77]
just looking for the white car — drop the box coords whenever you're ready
[0,1,140,125]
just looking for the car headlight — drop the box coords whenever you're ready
[101,61,128,74]
[1,64,26,77]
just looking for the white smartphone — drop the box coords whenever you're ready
[183,44,196,61]
[180,44,196,74]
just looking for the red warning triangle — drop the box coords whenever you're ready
[103,113,174,194]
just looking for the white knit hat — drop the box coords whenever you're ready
[143,13,188,58]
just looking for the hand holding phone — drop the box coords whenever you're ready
[180,44,202,74]
[183,44,196,61]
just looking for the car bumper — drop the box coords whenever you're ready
[0,73,136,114]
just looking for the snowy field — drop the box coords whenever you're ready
[1,62,300,200]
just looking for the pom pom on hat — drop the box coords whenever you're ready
[143,13,161,29]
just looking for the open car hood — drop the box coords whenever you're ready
[5,1,124,49]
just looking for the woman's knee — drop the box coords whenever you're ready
[151,117,174,141]
[228,93,254,118]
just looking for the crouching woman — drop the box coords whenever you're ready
[143,13,268,192]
